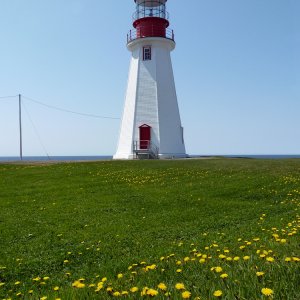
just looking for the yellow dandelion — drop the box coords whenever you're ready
[215,266,223,273]
[28,290,33,294]
[117,273,123,279]
[158,283,167,291]
[182,291,192,298]
[256,271,265,277]
[130,287,139,293]
[266,257,274,262]
[147,289,159,296]
[113,291,121,297]
[220,273,228,279]
[199,258,206,263]
[243,256,250,261]
[261,288,274,296]
[233,256,240,261]
[72,280,85,288]
[175,283,185,290]
[285,257,292,262]
[176,268,182,273]
[213,290,223,297]
[53,286,59,291]
[121,291,128,295]
[15,281,21,285]
[40,297,47,300]
[292,257,300,262]
[33,277,41,281]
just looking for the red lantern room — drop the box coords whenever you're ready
[128,0,174,42]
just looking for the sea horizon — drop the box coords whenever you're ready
[0,154,300,162]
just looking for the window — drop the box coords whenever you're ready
[143,46,151,61]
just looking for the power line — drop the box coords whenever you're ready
[22,100,51,160]
[22,95,120,120]
[0,95,18,99]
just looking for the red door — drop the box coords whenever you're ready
[139,124,151,149]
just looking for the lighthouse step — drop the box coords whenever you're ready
[133,141,159,160]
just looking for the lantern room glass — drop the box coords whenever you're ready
[134,0,168,21]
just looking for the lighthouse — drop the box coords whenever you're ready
[114,0,187,159]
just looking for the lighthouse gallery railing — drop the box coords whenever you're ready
[127,26,174,43]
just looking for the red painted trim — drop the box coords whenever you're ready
[133,17,169,39]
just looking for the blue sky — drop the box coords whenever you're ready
[0,0,299,156]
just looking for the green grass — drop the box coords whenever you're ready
[0,158,299,299]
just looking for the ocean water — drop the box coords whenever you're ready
[0,155,300,162]
[0,156,113,162]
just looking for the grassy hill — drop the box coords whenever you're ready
[0,159,299,299]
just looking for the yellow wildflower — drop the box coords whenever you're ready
[33,277,41,281]
[72,280,85,288]
[113,291,121,297]
[213,290,223,297]
[285,257,292,262]
[175,283,185,290]
[117,273,123,279]
[220,273,228,279]
[130,287,139,293]
[256,271,265,277]
[53,286,59,291]
[243,256,250,261]
[182,291,191,298]
[266,257,274,262]
[215,266,223,273]
[147,289,158,296]
[261,288,274,296]
[141,287,149,296]
[158,283,167,291]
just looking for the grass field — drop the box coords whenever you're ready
[0,158,299,300]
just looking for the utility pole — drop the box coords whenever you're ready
[19,94,23,161]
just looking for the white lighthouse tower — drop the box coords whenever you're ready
[114,0,187,159]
